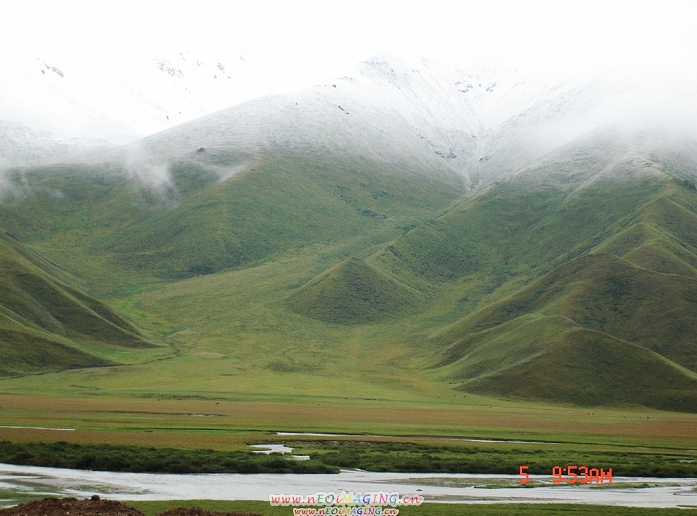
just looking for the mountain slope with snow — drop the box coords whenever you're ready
[5,51,694,186]
[98,54,696,193]
[0,50,295,166]
[133,56,592,186]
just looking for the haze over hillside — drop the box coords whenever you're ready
[4,46,695,190]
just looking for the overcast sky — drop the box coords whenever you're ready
[1,0,695,145]
[3,0,696,84]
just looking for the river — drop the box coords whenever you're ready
[1,463,696,508]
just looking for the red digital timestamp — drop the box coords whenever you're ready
[519,465,612,484]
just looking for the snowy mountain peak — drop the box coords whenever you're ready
[0,49,292,166]
[2,51,696,187]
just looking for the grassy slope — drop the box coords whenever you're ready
[96,151,463,279]
[0,164,169,296]
[0,151,462,283]
[0,140,696,413]
[437,254,697,368]
[26,172,690,412]
[416,175,697,411]
[0,150,461,383]
[464,328,697,412]
[287,257,425,324]
[0,229,162,376]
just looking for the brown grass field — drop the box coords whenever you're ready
[1,393,695,451]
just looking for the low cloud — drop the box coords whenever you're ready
[0,166,31,200]
[526,72,697,154]
[122,142,172,190]
[0,168,9,196]
[212,161,252,183]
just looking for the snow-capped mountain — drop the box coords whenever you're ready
[127,55,645,189]
[0,50,291,166]
[3,50,696,190]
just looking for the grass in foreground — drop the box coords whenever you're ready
[128,500,697,516]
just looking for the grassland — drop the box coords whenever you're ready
[0,389,695,478]
[127,500,697,516]
[0,229,160,376]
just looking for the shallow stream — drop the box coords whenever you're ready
[1,463,696,508]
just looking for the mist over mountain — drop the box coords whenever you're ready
[3,48,696,183]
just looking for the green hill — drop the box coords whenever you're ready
[464,328,697,412]
[416,168,697,411]
[595,222,697,278]
[430,253,697,410]
[373,167,670,292]
[0,135,696,412]
[0,229,155,376]
[436,253,697,368]
[0,151,462,281]
[288,257,424,324]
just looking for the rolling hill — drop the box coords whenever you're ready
[408,142,697,411]
[0,229,155,376]
[288,257,424,324]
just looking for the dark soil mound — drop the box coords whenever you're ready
[0,496,144,516]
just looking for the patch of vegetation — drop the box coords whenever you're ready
[0,441,337,474]
[463,329,697,412]
[431,251,697,412]
[90,151,461,279]
[1,148,696,413]
[288,440,697,478]
[2,439,696,478]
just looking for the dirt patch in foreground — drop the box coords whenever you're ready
[0,497,262,516]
